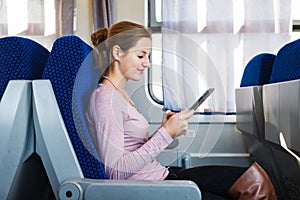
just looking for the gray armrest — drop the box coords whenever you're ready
[32,80,84,199]
[59,178,201,200]
[0,80,33,199]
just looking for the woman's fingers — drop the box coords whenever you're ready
[166,111,176,119]
[179,109,194,120]
[162,112,168,124]
[163,109,194,138]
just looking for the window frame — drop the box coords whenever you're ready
[148,0,162,33]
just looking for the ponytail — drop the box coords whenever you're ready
[91,27,108,47]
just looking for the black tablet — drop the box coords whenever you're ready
[189,88,214,111]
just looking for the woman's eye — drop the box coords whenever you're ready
[138,55,144,59]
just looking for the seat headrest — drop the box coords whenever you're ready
[0,36,49,99]
[269,39,300,83]
[240,53,276,87]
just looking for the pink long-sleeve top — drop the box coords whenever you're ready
[86,84,173,180]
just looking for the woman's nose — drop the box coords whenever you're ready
[143,57,150,68]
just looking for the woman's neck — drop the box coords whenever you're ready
[102,75,135,107]
[102,64,127,89]
[102,74,126,90]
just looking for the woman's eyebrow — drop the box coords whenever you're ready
[140,50,151,54]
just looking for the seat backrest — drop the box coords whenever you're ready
[269,38,300,83]
[263,39,300,199]
[72,46,109,179]
[42,35,107,179]
[240,53,276,87]
[236,52,289,198]
[0,36,49,100]
[237,53,276,140]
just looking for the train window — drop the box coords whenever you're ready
[147,0,163,104]
[292,1,300,31]
[148,0,300,113]
[0,0,75,49]
[148,33,163,104]
[149,0,300,38]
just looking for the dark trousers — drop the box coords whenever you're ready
[165,165,247,199]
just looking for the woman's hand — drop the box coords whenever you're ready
[162,109,194,138]
[162,110,175,124]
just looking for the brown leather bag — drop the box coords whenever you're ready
[228,162,277,200]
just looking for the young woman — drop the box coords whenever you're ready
[86,21,276,199]
[87,20,194,180]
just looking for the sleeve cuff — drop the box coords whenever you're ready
[158,126,173,144]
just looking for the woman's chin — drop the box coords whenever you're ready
[130,74,142,81]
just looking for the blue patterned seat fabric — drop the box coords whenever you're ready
[42,35,107,179]
[269,38,300,83]
[240,53,276,87]
[0,36,49,100]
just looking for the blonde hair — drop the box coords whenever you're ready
[91,21,151,53]
[91,21,151,80]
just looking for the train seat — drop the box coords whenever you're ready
[0,36,50,199]
[235,53,289,199]
[264,38,300,152]
[41,35,107,180]
[263,38,300,199]
[236,53,276,139]
[32,35,202,200]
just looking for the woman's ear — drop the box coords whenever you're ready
[111,45,122,61]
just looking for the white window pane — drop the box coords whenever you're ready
[7,0,27,35]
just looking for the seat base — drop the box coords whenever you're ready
[9,153,55,200]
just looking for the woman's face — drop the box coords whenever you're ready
[118,37,151,81]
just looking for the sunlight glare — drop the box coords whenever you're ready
[7,0,27,35]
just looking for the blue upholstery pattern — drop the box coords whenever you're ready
[269,39,300,83]
[240,53,276,87]
[0,36,49,100]
[42,35,107,179]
